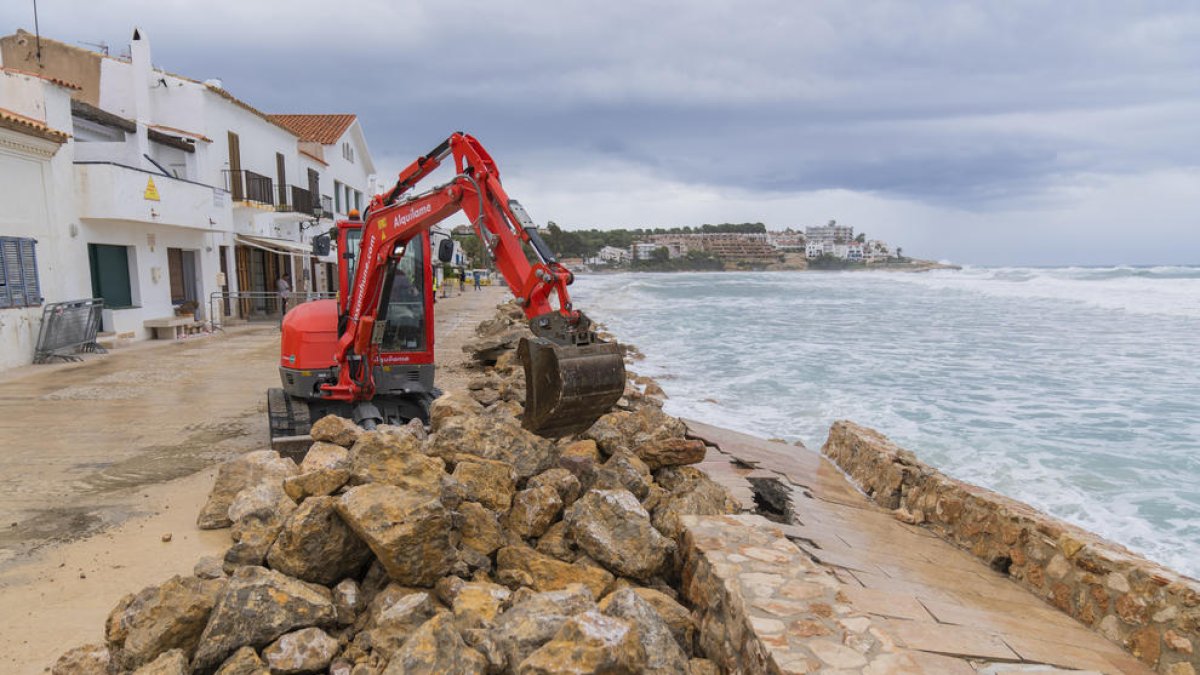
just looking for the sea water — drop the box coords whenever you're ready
[571,266,1200,578]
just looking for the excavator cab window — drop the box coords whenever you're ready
[379,238,426,353]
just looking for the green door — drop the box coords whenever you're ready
[88,244,133,308]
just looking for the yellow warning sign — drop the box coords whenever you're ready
[144,177,160,201]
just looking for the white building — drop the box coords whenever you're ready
[596,245,630,265]
[0,27,377,369]
[846,241,864,261]
[805,222,854,246]
[0,68,77,370]
[631,242,661,261]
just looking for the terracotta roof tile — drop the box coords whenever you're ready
[0,107,69,143]
[148,123,212,143]
[267,114,356,144]
[0,66,82,90]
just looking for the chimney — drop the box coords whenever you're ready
[129,27,152,123]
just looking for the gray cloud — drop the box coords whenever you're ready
[4,0,1199,263]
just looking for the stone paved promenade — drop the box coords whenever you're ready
[683,420,1153,674]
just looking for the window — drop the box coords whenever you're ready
[342,142,354,163]
[354,190,362,211]
[334,180,343,213]
[0,237,42,308]
[88,244,134,309]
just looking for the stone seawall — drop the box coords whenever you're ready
[822,420,1199,674]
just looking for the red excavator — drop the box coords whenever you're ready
[268,133,625,450]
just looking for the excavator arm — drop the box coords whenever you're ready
[324,133,625,437]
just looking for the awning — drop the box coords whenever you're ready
[235,234,313,256]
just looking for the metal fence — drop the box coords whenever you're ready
[207,291,335,330]
[33,298,107,363]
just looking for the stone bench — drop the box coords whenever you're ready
[144,315,205,340]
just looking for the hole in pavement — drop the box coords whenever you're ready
[748,475,794,524]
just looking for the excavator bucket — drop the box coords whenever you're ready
[519,337,626,438]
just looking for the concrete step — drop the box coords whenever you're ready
[95,331,136,350]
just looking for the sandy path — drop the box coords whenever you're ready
[0,286,505,673]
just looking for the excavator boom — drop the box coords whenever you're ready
[324,132,625,437]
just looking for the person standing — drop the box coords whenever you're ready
[473,270,481,291]
[276,272,292,316]
[458,268,466,293]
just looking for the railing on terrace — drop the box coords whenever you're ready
[223,169,274,206]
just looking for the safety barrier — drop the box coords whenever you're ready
[33,298,107,363]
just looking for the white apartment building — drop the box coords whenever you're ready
[596,245,631,264]
[0,27,377,370]
[805,222,854,245]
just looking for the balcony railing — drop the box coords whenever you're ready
[276,186,335,218]
[224,169,274,206]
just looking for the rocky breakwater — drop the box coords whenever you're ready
[51,302,742,675]
[823,420,1200,675]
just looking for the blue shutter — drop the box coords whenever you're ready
[0,237,42,308]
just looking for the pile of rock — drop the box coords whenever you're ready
[54,304,741,675]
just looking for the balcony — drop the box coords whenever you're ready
[75,162,230,227]
[276,185,335,218]
[224,169,274,207]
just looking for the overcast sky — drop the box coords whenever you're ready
[5,1,1200,265]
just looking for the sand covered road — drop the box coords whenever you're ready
[0,285,505,673]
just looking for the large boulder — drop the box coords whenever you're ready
[105,574,225,669]
[496,546,613,600]
[651,467,742,539]
[348,429,444,497]
[428,392,485,432]
[624,587,696,657]
[564,490,673,581]
[224,482,297,571]
[632,437,706,471]
[535,521,580,562]
[130,649,188,675]
[198,451,297,529]
[599,588,688,673]
[213,646,268,675]
[428,414,557,480]
[266,496,373,585]
[335,483,455,586]
[592,450,652,501]
[382,612,488,675]
[584,408,686,457]
[358,588,438,658]
[452,581,512,630]
[503,485,563,539]
[262,627,339,675]
[451,456,517,511]
[488,585,597,671]
[52,644,111,675]
[191,567,336,672]
[457,501,506,558]
[516,610,646,674]
[526,468,582,507]
[309,415,363,448]
[283,442,352,501]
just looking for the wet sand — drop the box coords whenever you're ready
[0,285,506,673]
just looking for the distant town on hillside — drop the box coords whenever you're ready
[450,221,918,272]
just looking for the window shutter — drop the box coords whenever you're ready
[0,237,42,308]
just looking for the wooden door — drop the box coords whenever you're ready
[228,131,243,201]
